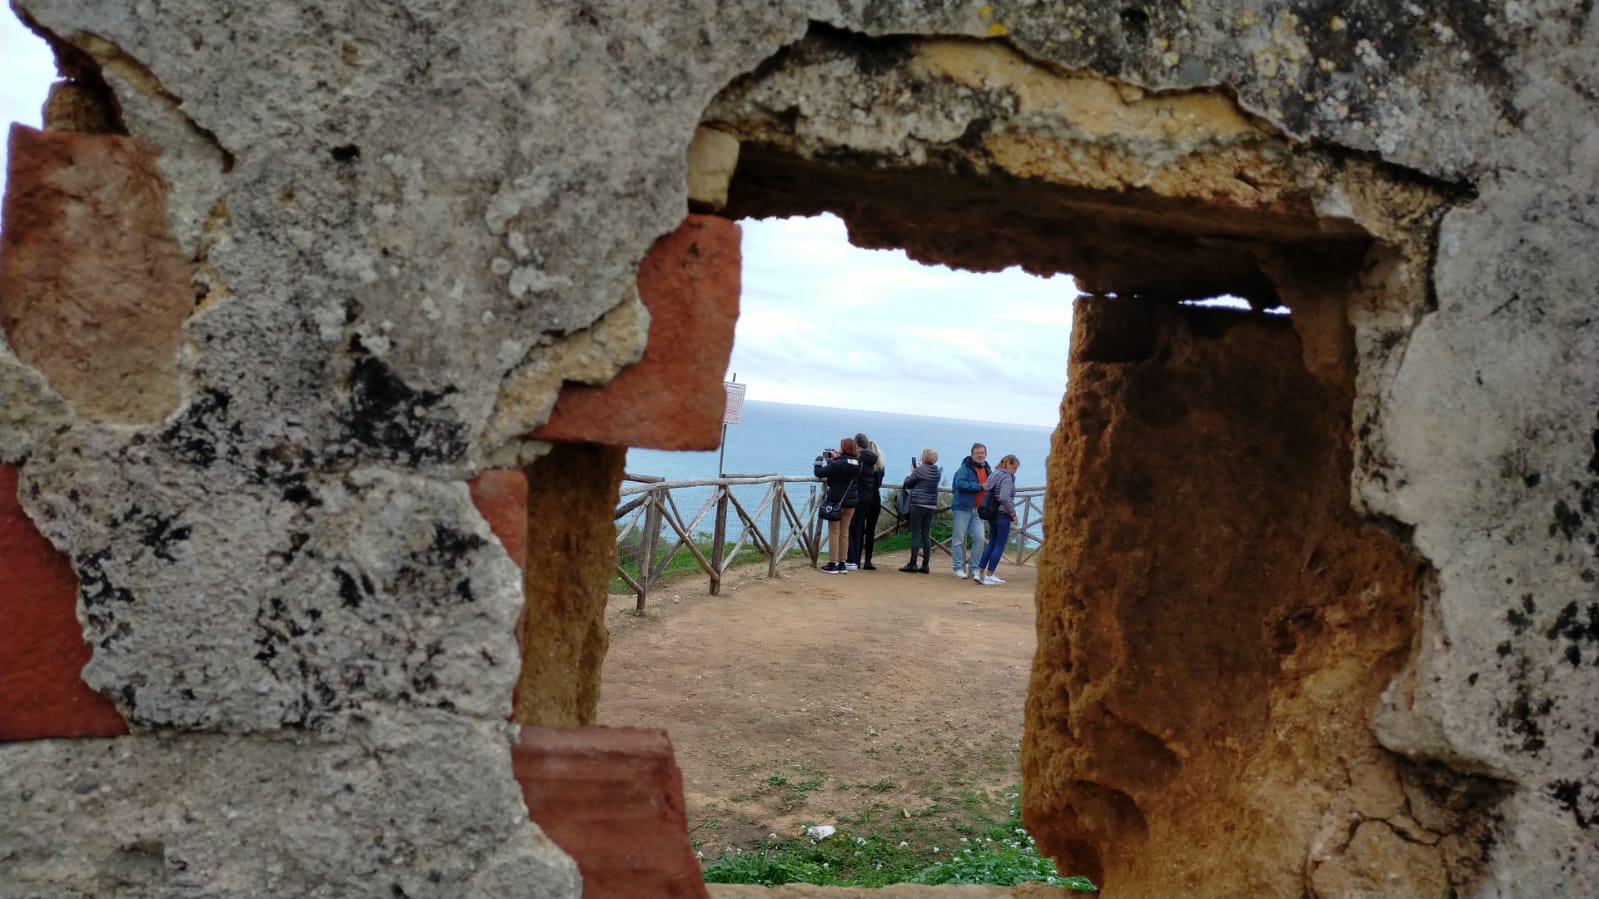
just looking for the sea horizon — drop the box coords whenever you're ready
[626,398,1055,488]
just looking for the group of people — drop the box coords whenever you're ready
[811,433,886,574]
[812,437,1021,586]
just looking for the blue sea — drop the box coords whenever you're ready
[626,400,1055,487]
[622,401,1055,545]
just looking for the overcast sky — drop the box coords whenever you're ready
[1,12,1075,427]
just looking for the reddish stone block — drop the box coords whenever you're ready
[530,214,741,450]
[0,124,193,424]
[0,464,128,741]
[512,725,709,899]
[469,469,529,565]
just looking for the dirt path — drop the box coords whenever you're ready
[597,548,1039,859]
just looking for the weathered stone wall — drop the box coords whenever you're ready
[515,442,625,727]
[1,1,1594,896]
[1023,298,1479,895]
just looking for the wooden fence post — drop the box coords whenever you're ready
[639,490,661,613]
[768,481,783,578]
[709,485,728,596]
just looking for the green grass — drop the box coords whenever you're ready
[700,788,1096,892]
[611,537,807,594]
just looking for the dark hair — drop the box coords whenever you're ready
[840,437,859,457]
[855,432,869,447]
[971,442,987,453]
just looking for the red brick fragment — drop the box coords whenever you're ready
[512,725,709,899]
[0,464,128,741]
[469,469,529,565]
[530,214,741,450]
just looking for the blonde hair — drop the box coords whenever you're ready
[869,440,884,472]
[921,448,938,465]
[999,454,1020,467]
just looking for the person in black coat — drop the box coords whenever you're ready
[813,436,864,574]
[847,434,885,570]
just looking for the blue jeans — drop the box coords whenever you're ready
[950,506,987,573]
[976,514,1011,573]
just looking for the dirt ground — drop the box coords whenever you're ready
[597,547,1039,859]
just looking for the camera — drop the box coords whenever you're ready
[821,448,837,460]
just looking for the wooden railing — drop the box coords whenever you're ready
[613,474,1046,611]
[882,485,1048,569]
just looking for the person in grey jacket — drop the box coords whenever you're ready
[898,448,942,573]
[972,454,1020,585]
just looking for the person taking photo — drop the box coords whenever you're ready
[813,437,864,574]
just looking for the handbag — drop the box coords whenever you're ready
[818,459,861,522]
[893,488,912,517]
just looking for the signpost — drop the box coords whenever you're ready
[719,374,746,477]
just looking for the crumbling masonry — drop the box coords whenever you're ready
[2,2,1595,897]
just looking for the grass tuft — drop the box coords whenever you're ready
[700,788,1096,892]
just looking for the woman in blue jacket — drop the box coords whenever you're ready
[898,448,942,573]
[813,437,864,574]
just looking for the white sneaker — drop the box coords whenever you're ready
[952,567,967,578]
[982,574,1005,585]
[845,563,859,571]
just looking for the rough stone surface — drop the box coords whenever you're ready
[531,215,742,451]
[709,30,1448,308]
[1023,299,1461,896]
[512,726,707,899]
[17,450,530,734]
[1,124,192,423]
[686,128,740,212]
[0,710,579,898]
[0,464,127,741]
[514,443,626,727]
[0,338,72,464]
[0,1,1593,895]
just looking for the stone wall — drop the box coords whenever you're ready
[1023,298,1484,895]
[1,2,1595,896]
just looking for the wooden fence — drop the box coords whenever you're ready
[613,474,1046,610]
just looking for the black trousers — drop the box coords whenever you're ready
[907,506,934,565]
[847,500,882,564]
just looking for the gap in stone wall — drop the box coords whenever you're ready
[697,110,1486,892]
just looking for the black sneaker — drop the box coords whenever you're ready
[898,563,917,573]
[822,562,845,574]
[862,563,877,571]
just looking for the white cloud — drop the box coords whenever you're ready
[730,214,1076,425]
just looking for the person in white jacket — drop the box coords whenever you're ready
[972,455,1020,585]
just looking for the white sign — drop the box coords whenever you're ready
[723,381,747,425]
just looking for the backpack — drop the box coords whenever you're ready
[978,487,1000,521]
